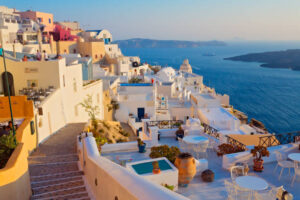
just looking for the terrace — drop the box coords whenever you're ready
[100,121,300,200]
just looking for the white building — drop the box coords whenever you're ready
[115,83,155,123]
[0,6,21,45]
[156,67,176,82]
[104,44,122,58]
[81,29,112,44]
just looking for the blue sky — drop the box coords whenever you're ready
[2,0,300,41]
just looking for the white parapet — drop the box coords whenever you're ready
[77,133,189,200]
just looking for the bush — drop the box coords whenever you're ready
[149,145,181,163]
[0,133,17,169]
[216,143,245,156]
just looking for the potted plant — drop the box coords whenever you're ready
[137,138,146,153]
[152,161,160,174]
[174,153,196,187]
[175,126,184,140]
[250,146,270,172]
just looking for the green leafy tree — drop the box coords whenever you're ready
[80,94,100,131]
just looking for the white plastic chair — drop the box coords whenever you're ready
[192,142,208,159]
[291,161,300,187]
[178,137,187,152]
[274,151,294,180]
[230,166,245,181]
[235,185,252,200]
[254,186,278,200]
[224,180,236,200]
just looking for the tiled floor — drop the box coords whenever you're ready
[102,137,300,200]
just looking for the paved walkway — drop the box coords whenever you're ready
[28,123,91,200]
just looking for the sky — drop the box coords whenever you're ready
[2,0,300,41]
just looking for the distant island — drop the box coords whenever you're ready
[225,49,300,71]
[113,38,226,48]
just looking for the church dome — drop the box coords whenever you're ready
[180,59,192,73]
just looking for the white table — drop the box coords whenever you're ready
[236,176,268,191]
[288,153,300,162]
[236,176,268,199]
[183,135,209,144]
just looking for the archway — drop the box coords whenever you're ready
[1,72,15,96]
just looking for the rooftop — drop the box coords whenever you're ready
[102,137,300,200]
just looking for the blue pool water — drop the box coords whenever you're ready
[132,160,172,175]
[122,41,300,133]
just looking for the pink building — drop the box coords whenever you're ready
[51,24,78,41]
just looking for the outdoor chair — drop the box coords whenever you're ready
[254,186,278,200]
[230,166,245,181]
[178,137,187,152]
[224,180,236,200]
[291,161,300,186]
[235,185,252,200]
[192,142,208,159]
[274,151,294,180]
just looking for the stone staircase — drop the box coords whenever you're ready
[29,154,90,200]
[27,123,90,200]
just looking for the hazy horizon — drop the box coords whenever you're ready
[2,0,300,41]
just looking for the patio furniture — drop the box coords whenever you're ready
[230,165,245,181]
[291,161,300,186]
[183,135,209,158]
[178,137,187,152]
[254,186,279,200]
[201,169,214,182]
[235,185,252,200]
[224,180,236,200]
[235,176,268,199]
[288,153,300,162]
[274,151,294,180]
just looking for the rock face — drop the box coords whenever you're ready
[225,49,300,71]
[180,59,193,73]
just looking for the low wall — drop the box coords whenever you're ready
[0,113,37,200]
[222,143,299,170]
[158,129,177,138]
[77,133,188,200]
[0,143,31,200]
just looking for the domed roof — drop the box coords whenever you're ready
[180,59,192,73]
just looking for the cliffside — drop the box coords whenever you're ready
[225,49,300,71]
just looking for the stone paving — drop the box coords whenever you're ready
[28,123,90,200]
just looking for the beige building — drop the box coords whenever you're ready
[0,57,104,143]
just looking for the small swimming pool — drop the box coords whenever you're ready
[131,159,172,175]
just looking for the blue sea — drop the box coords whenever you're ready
[122,41,300,133]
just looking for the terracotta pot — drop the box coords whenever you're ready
[253,159,264,172]
[174,153,196,187]
[152,169,161,174]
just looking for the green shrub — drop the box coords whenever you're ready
[149,145,181,163]
[0,133,17,169]
[119,130,129,137]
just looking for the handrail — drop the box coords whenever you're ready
[225,135,247,150]
[259,131,300,147]
[146,120,183,130]
[201,122,220,139]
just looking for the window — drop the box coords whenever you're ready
[38,18,42,22]
[5,18,10,23]
[194,81,197,85]
[95,54,98,59]
[27,35,37,41]
[49,18,51,24]
[11,19,16,23]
